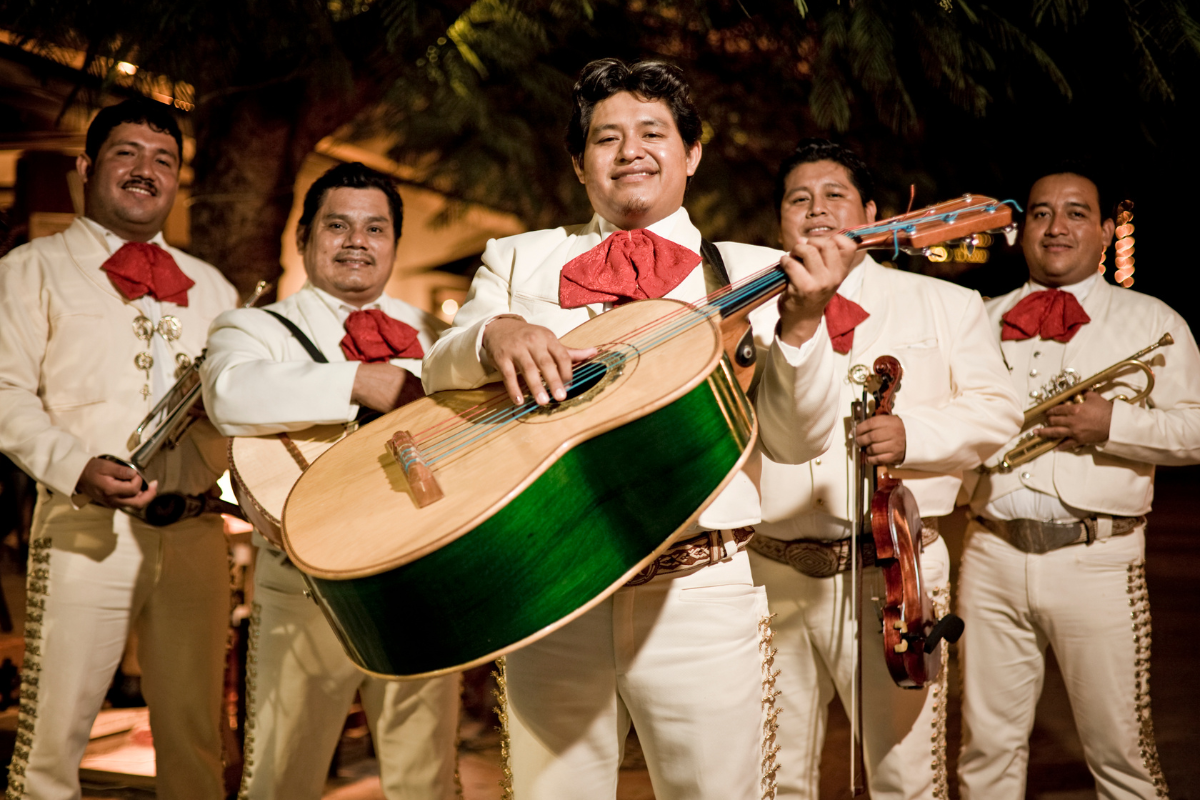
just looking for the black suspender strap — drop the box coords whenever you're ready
[700,238,732,289]
[262,309,329,363]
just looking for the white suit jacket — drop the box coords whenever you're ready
[0,217,237,499]
[421,209,841,530]
[202,283,446,437]
[757,258,1023,540]
[971,279,1200,517]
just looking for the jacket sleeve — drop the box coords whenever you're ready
[899,292,1023,472]
[0,250,95,496]
[201,308,360,436]
[421,237,515,393]
[1099,313,1200,465]
[750,310,840,466]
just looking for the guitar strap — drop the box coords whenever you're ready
[700,239,731,289]
[262,309,379,423]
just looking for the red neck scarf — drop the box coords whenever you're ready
[341,308,424,363]
[559,228,701,309]
[1001,288,1091,343]
[101,242,194,306]
[825,293,870,354]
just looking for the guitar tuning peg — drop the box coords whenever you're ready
[1003,224,1019,247]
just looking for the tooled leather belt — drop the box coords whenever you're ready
[747,518,941,579]
[625,527,756,586]
[975,515,1144,554]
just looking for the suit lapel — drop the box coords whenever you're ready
[62,218,126,302]
[1066,278,1112,367]
[848,259,886,357]
[293,287,350,361]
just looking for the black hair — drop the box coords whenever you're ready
[565,58,702,161]
[85,98,184,165]
[297,162,405,246]
[1025,159,1115,222]
[774,138,876,218]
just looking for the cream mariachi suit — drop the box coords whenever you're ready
[0,217,239,800]
[958,274,1200,800]
[748,257,1022,800]
[422,207,842,800]
[201,283,461,800]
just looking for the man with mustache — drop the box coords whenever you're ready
[747,139,1021,800]
[0,98,239,799]
[422,60,853,800]
[201,162,460,800]
[959,166,1200,799]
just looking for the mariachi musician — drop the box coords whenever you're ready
[422,60,854,800]
[0,99,238,800]
[959,166,1200,799]
[746,139,1021,800]
[201,163,459,800]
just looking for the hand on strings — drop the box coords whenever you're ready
[1038,391,1113,449]
[76,457,158,509]
[352,364,426,413]
[776,233,858,348]
[856,415,907,466]
[482,317,597,406]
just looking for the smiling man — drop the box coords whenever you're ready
[746,139,1020,800]
[201,162,460,800]
[422,60,854,800]
[0,98,239,800]
[959,167,1200,800]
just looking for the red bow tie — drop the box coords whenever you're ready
[824,293,870,354]
[1001,289,1091,343]
[101,242,194,306]
[559,228,701,309]
[341,309,424,363]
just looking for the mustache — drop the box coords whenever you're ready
[122,177,157,196]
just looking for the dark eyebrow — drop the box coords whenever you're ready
[323,212,391,225]
[591,117,670,134]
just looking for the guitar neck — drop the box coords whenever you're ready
[706,195,1017,322]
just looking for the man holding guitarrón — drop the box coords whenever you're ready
[422,59,856,800]
[202,163,460,800]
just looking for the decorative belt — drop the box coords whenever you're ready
[975,515,1144,554]
[748,518,941,579]
[625,527,756,586]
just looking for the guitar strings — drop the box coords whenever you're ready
[406,200,1017,466]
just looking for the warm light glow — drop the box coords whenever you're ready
[116,61,138,76]
[441,298,460,318]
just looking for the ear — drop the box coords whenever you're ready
[685,140,702,176]
[572,155,586,185]
[75,154,92,185]
[295,226,308,255]
[865,199,877,225]
[1101,217,1116,248]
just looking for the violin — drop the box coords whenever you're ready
[860,356,964,688]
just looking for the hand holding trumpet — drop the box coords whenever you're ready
[1036,390,1114,449]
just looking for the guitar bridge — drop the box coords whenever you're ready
[385,431,445,508]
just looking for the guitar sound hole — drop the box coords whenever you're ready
[558,362,608,402]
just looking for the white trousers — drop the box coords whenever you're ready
[748,537,951,800]
[239,544,461,800]
[8,489,229,800]
[503,551,774,800]
[957,522,1168,800]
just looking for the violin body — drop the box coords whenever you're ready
[871,477,941,688]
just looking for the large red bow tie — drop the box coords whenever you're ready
[559,228,701,309]
[1001,289,1091,343]
[102,242,194,306]
[341,309,424,363]
[824,293,870,354]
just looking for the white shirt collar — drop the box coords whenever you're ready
[596,207,690,245]
[307,282,385,325]
[80,215,168,256]
[1030,270,1100,301]
[835,253,875,303]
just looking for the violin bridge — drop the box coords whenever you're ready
[386,431,445,508]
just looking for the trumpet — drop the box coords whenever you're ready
[98,280,271,524]
[991,333,1174,472]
